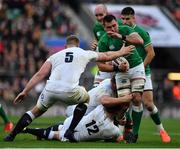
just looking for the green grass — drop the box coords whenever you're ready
[0,116,180,148]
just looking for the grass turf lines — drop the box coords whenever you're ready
[0,116,180,148]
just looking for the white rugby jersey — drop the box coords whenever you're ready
[61,105,120,141]
[86,79,114,114]
[45,47,98,92]
[65,79,115,116]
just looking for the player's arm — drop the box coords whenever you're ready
[23,61,51,94]
[125,32,144,45]
[108,25,143,45]
[140,30,155,67]
[124,26,144,45]
[96,44,134,62]
[108,31,143,45]
[144,44,155,67]
[96,62,114,72]
[14,61,51,104]
[91,40,98,51]
[100,94,132,108]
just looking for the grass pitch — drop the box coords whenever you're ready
[0,116,180,148]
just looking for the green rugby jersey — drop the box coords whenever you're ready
[132,24,152,75]
[93,19,123,41]
[97,25,142,68]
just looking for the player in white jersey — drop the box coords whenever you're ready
[66,78,114,117]
[4,35,134,142]
[21,92,133,142]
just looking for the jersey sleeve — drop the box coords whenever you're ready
[140,30,152,47]
[119,25,135,36]
[93,22,106,41]
[46,56,52,63]
[117,18,123,26]
[85,51,98,61]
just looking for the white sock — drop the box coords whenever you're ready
[150,105,158,115]
[157,124,164,131]
[118,125,124,136]
[132,104,143,112]
[26,111,35,120]
[48,131,55,140]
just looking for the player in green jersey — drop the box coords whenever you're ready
[92,4,124,87]
[97,14,146,143]
[93,4,123,42]
[121,7,171,143]
[0,103,13,132]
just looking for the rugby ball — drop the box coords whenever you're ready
[112,57,129,71]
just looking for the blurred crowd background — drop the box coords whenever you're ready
[0,0,180,116]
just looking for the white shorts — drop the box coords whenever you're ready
[65,79,114,117]
[61,105,120,141]
[36,86,89,111]
[144,75,153,91]
[116,63,145,93]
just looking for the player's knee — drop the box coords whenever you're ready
[144,103,154,112]
[132,92,142,106]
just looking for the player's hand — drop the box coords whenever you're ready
[119,43,134,56]
[91,40,97,51]
[107,31,122,39]
[14,91,27,104]
[118,61,129,72]
[123,94,133,102]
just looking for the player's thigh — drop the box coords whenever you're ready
[143,75,154,103]
[115,72,131,96]
[129,63,145,93]
[144,75,153,91]
[67,86,89,104]
[36,89,58,111]
[143,91,154,107]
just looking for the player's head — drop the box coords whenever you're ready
[121,7,135,26]
[103,14,118,33]
[66,35,80,48]
[94,4,107,23]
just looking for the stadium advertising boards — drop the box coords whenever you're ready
[89,4,180,47]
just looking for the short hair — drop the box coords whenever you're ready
[95,4,108,13]
[121,7,135,15]
[103,14,117,25]
[66,35,79,46]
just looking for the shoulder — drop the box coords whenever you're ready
[134,25,147,33]
[119,25,134,33]
[117,18,123,26]
[119,24,132,29]
[134,25,151,38]
[93,21,103,30]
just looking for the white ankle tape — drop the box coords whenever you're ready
[26,111,35,120]
[151,105,158,114]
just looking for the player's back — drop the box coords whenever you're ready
[46,47,97,91]
[86,79,114,113]
[74,105,119,141]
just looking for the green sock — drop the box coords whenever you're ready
[150,112,161,125]
[132,109,143,135]
[125,109,132,122]
[0,105,9,124]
